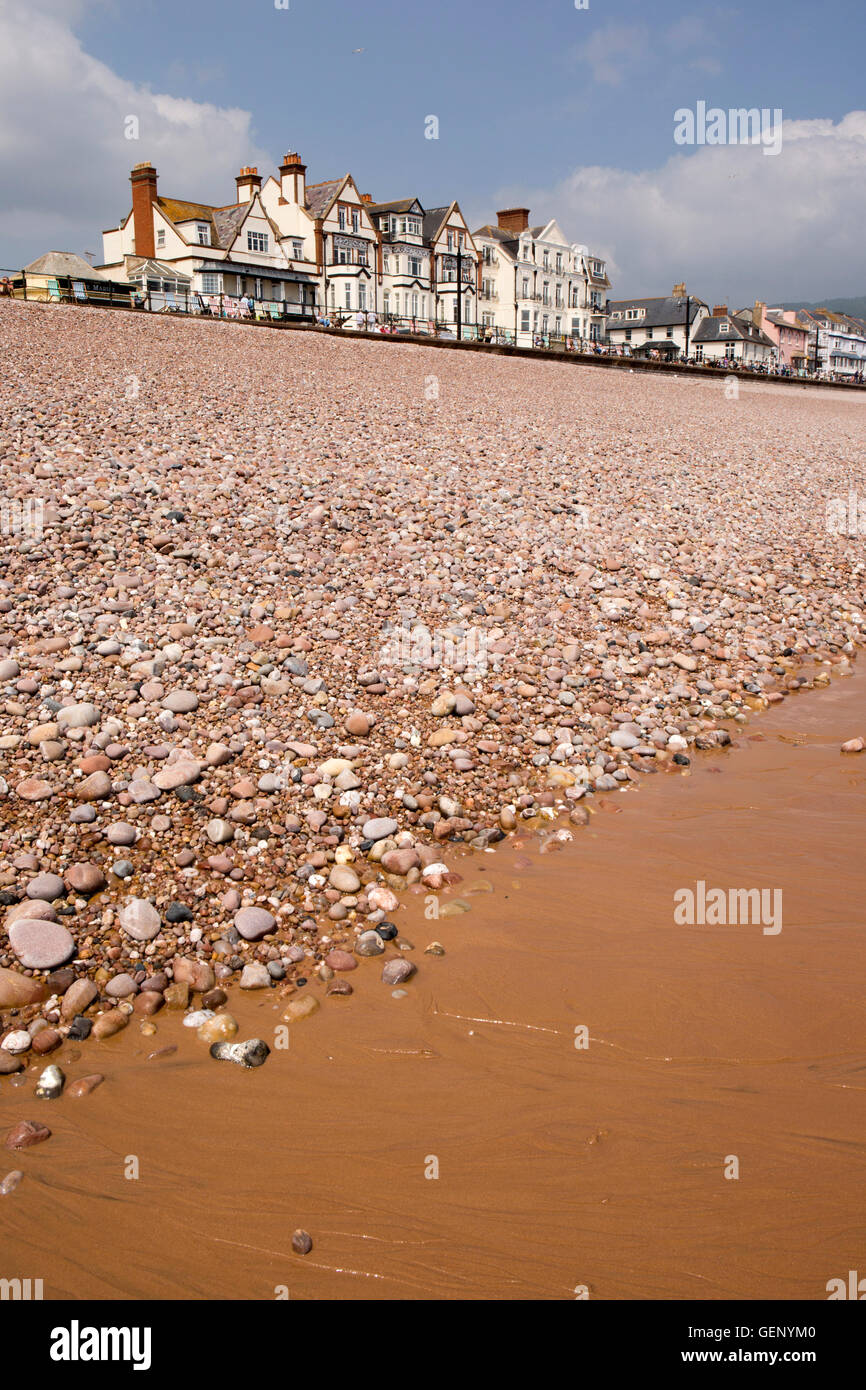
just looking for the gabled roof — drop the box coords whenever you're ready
[609,295,706,328]
[367,198,423,216]
[157,193,281,252]
[693,312,774,347]
[473,224,519,249]
[305,177,346,220]
[212,204,249,246]
[423,203,472,247]
[765,310,807,331]
[422,206,451,242]
[23,251,111,280]
[157,197,214,225]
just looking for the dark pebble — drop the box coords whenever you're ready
[46,968,76,994]
[291,1229,313,1255]
[67,1016,92,1040]
[166,903,194,923]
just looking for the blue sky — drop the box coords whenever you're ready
[2,0,865,301]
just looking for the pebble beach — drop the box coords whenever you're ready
[0,297,864,1082]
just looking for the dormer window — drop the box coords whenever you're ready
[247,231,268,253]
[196,223,210,246]
[292,240,303,260]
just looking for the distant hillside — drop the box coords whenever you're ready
[780,296,866,318]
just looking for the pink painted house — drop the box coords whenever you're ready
[738,301,809,369]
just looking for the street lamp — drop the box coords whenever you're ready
[675,293,691,361]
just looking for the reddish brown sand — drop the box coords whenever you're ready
[0,671,864,1300]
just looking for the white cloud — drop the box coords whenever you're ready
[0,0,271,267]
[497,112,866,305]
[574,23,650,86]
[573,15,725,86]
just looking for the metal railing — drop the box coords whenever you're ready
[8,278,317,323]
[324,312,505,343]
[152,290,314,321]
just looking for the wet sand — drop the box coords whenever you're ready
[1,670,864,1301]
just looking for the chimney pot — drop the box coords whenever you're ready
[278,152,306,206]
[236,165,262,203]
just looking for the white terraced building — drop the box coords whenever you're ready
[365,198,431,324]
[101,160,320,316]
[101,155,478,328]
[473,209,609,347]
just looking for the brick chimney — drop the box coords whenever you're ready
[236,166,262,203]
[497,208,530,234]
[278,153,306,207]
[360,193,373,204]
[130,162,158,260]
[712,305,728,316]
[672,282,686,298]
[752,299,765,329]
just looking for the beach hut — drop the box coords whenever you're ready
[20,252,132,304]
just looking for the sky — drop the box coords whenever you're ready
[1,0,864,303]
